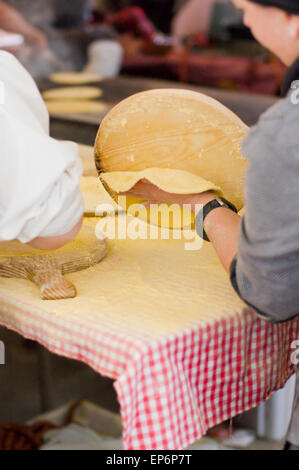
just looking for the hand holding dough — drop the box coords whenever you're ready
[118,179,215,207]
[100,168,222,229]
[95,89,248,219]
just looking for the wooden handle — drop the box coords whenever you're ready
[0,236,108,300]
[29,256,77,300]
[0,255,77,300]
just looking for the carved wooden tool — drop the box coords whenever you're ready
[0,230,108,300]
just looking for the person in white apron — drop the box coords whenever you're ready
[0,51,83,249]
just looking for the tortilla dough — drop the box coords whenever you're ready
[101,168,222,195]
[46,100,107,115]
[77,144,98,176]
[100,168,222,229]
[43,86,103,101]
[80,176,118,215]
[50,72,102,85]
[95,89,248,216]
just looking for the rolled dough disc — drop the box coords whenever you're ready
[43,86,103,101]
[80,176,118,215]
[0,223,108,300]
[50,72,102,85]
[101,168,222,195]
[101,168,223,229]
[100,168,222,229]
[46,100,108,115]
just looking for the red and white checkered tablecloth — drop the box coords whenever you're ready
[0,219,298,450]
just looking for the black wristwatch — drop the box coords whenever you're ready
[195,197,238,242]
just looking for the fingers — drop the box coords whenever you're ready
[117,180,160,199]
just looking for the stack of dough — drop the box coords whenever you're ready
[95,89,248,228]
[44,72,106,115]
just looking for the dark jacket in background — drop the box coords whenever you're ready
[105,0,177,33]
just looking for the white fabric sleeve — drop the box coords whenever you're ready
[0,52,84,243]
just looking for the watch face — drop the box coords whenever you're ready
[220,198,237,213]
[215,198,225,207]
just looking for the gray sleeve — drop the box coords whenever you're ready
[230,99,299,323]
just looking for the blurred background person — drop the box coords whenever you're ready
[172,0,243,51]
[0,1,47,50]
[2,0,117,77]
[172,0,220,51]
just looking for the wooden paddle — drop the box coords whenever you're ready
[0,229,108,300]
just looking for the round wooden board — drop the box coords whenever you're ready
[0,224,108,300]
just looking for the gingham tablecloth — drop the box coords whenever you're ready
[0,217,298,450]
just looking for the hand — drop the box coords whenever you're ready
[25,28,48,49]
[28,216,83,250]
[1,44,21,53]
[119,179,216,211]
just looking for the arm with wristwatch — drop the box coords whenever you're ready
[123,181,240,273]
[122,0,299,327]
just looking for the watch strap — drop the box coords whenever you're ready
[195,198,238,242]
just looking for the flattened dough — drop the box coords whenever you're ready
[80,176,118,215]
[50,72,102,85]
[100,168,222,229]
[43,86,103,101]
[46,100,108,115]
[101,168,222,195]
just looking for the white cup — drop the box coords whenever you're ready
[84,40,124,79]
